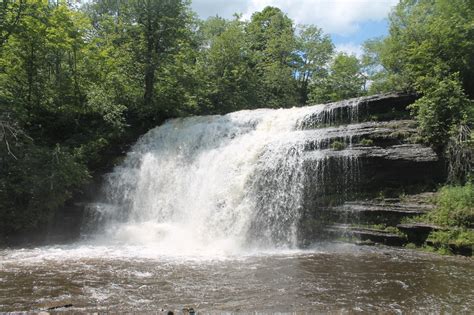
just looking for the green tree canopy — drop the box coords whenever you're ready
[296,25,334,104]
[246,6,298,108]
[309,53,366,103]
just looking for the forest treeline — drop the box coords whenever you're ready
[0,0,472,241]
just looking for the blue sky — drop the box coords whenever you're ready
[331,19,391,56]
[190,0,398,56]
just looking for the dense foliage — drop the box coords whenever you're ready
[427,183,474,229]
[422,184,474,253]
[309,53,366,103]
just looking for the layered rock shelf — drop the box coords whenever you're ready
[301,93,417,128]
[296,94,454,252]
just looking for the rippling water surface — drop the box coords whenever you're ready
[1,243,473,313]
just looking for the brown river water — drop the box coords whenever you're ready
[0,242,472,313]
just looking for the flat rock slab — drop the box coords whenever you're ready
[397,223,444,231]
[304,144,439,163]
[324,224,407,246]
[334,202,434,215]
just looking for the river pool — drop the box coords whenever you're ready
[1,242,472,313]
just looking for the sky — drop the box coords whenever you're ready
[190,0,399,57]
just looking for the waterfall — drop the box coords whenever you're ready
[84,98,366,254]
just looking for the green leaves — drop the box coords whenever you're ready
[194,6,338,110]
[309,53,366,104]
[366,0,474,97]
[296,25,334,104]
[0,0,26,49]
[246,7,298,108]
[0,142,90,235]
[422,183,474,229]
[0,1,129,238]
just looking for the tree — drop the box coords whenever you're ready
[0,0,26,48]
[0,1,93,239]
[295,25,334,105]
[361,38,398,94]
[246,6,299,108]
[364,0,474,97]
[86,0,197,125]
[197,17,258,113]
[130,0,190,109]
[196,15,229,49]
[0,0,27,156]
[309,53,366,103]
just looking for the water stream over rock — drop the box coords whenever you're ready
[82,96,373,253]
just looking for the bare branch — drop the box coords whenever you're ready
[0,119,31,160]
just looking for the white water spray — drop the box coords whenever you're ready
[84,99,363,255]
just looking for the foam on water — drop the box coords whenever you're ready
[1,242,472,313]
[0,243,320,266]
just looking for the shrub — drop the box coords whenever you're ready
[359,138,374,146]
[426,183,474,228]
[330,140,346,151]
[409,73,473,149]
[428,229,474,248]
[0,143,90,237]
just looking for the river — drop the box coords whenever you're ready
[1,243,472,313]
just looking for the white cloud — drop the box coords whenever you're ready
[191,0,399,35]
[335,42,364,58]
[191,0,246,20]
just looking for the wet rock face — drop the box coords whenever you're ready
[297,93,445,244]
[302,120,419,151]
[301,149,442,207]
[301,93,417,129]
[358,144,438,162]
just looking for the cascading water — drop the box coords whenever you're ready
[83,99,364,255]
